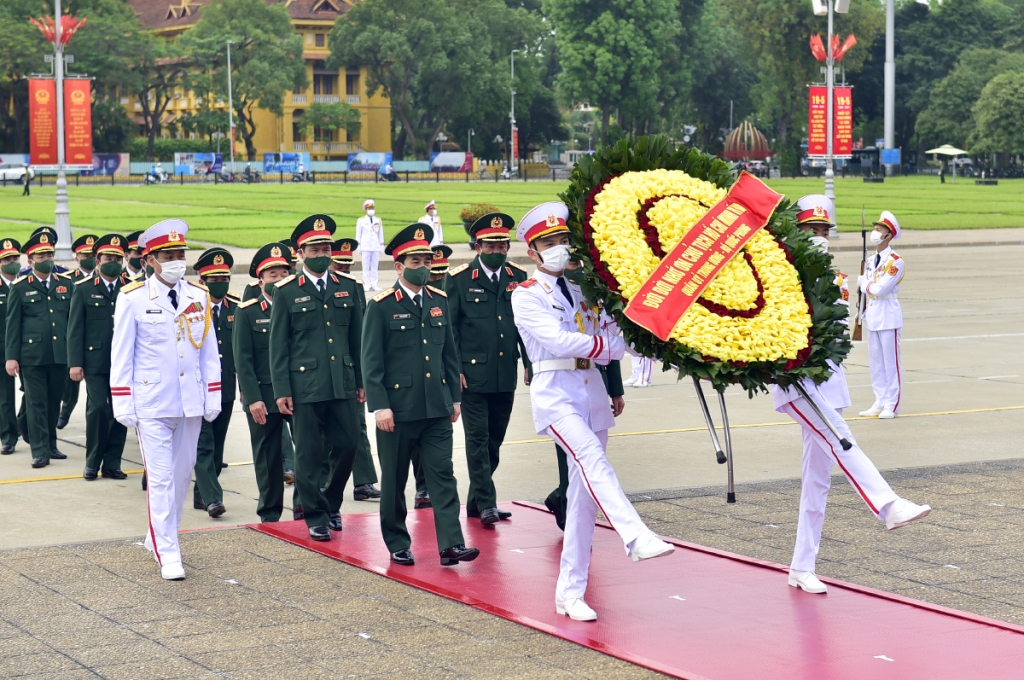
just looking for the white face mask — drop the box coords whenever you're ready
[539,244,571,272]
[157,259,186,285]
[809,235,829,253]
[366,209,375,217]
[869,230,885,246]
[428,209,436,217]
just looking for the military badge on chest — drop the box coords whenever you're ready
[429,306,443,318]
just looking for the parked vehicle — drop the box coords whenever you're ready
[0,164,35,183]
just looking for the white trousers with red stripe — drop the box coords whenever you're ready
[629,355,653,384]
[138,417,203,567]
[547,414,649,602]
[867,328,902,412]
[781,398,899,573]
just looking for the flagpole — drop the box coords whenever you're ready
[53,0,72,261]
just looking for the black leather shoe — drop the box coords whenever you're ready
[480,508,501,525]
[283,469,295,485]
[440,545,480,566]
[545,496,566,531]
[31,457,48,468]
[328,513,342,531]
[293,504,305,521]
[353,483,380,501]
[83,467,98,480]
[221,462,228,469]
[101,469,127,480]
[56,415,69,430]
[497,510,512,520]
[414,490,431,509]
[308,525,331,541]
[206,502,226,518]
[1,444,14,455]
[49,449,67,460]
[466,507,480,519]
[390,549,415,566]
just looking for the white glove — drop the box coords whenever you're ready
[204,409,221,423]
[857,275,869,293]
[116,414,137,429]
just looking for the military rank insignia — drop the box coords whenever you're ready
[56,286,67,294]
[335,291,349,298]
[226,315,234,322]
[429,307,443,318]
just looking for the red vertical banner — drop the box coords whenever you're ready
[511,128,519,160]
[807,86,827,156]
[833,86,853,158]
[29,79,57,165]
[63,79,93,166]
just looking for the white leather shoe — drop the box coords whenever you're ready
[788,570,828,594]
[633,381,650,388]
[884,499,931,530]
[859,406,883,417]
[624,375,639,386]
[556,598,597,621]
[878,409,898,419]
[161,562,186,581]
[630,532,675,562]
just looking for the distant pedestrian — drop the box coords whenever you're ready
[939,161,946,184]
[22,166,30,196]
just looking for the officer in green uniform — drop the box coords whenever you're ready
[5,232,73,468]
[428,245,452,283]
[56,234,98,430]
[124,231,145,280]
[190,248,238,517]
[362,224,478,566]
[444,213,530,525]
[234,243,295,522]
[0,239,22,455]
[67,234,130,480]
[269,215,365,541]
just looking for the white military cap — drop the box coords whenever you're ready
[424,199,436,211]
[795,194,834,226]
[873,210,901,240]
[363,199,375,210]
[139,219,189,255]
[517,201,570,245]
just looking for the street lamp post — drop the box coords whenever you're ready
[883,0,895,176]
[823,0,836,205]
[226,40,235,166]
[510,49,519,173]
[467,128,475,156]
[53,0,72,261]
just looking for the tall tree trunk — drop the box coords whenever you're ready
[12,83,28,153]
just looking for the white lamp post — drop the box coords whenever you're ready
[53,0,72,261]
[226,40,235,165]
[883,0,895,175]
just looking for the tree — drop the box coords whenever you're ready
[0,0,49,152]
[183,0,306,161]
[131,37,188,161]
[298,102,361,141]
[970,71,1024,155]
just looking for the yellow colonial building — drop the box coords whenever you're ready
[128,0,391,158]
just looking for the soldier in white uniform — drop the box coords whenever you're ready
[511,202,674,623]
[110,220,221,581]
[418,200,443,246]
[858,211,905,419]
[356,199,385,291]
[773,196,930,595]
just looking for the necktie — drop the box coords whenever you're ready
[43,278,49,290]
[317,278,325,294]
[413,293,422,308]
[491,272,498,285]
[874,254,880,269]
[213,304,220,326]
[556,277,572,306]
[108,283,114,295]
[168,289,178,309]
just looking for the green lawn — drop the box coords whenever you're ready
[1,176,1020,248]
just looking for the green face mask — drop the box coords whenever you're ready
[480,252,507,270]
[263,282,276,298]
[100,261,123,278]
[1,262,20,277]
[563,267,585,285]
[402,265,430,287]
[33,259,54,275]
[145,265,155,277]
[128,256,142,270]
[206,282,230,299]
[304,256,331,274]
[79,257,95,271]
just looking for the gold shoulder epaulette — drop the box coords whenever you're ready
[121,280,145,293]
[276,274,296,287]
[188,280,208,291]
[55,271,72,280]
[508,261,528,272]
[11,275,27,286]
[372,288,397,302]
[448,263,469,276]
[74,277,92,286]
[334,271,357,281]
[427,285,447,298]
[237,298,258,308]
[226,292,241,302]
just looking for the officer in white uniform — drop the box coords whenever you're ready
[511,202,674,623]
[858,211,905,419]
[356,199,385,291]
[110,220,221,581]
[418,200,443,246]
[772,196,930,595]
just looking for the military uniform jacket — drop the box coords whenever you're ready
[110,277,222,420]
[67,273,129,373]
[863,246,904,331]
[445,257,530,394]
[71,268,93,283]
[269,271,363,404]
[0,276,13,362]
[5,272,73,367]
[362,283,461,422]
[233,294,279,413]
[211,296,238,403]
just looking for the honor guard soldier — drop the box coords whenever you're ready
[512,202,674,622]
[269,215,366,542]
[0,239,22,455]
[445,213,530,525]
[331,238,382,502]
[5,231,73,468]
[234,243,294,522]
[858,211,905,419]
[356,200,385,291]
[428,245,452,283]
[110,219,221,580]
[190,248,239,517]
[124,231,145,280]
[67,234,131,480]
[56,233,98,430]
[362,224,479,567]
[418,200,443,246]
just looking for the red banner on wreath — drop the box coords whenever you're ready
[807,85,827,156]
[63,79,93,166]
[29,79,57,165]
[623,172,785,342]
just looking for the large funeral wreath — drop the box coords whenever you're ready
[561,135,851,394]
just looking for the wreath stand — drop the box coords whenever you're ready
[691,376,736,503]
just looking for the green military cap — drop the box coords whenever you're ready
[430,245,453,274]
[0,238,22,259]
[23,231,55,256]
[332,238,358,263]
[72,234,99,256]
[291,214,336,248]
[249,242,291,279]
[385,223,434,258]
[31,226,58,245]
[470,212,514,241]
[126,230,143,252]
[194,247,234,278]
[280,238,299,264]
[94,234,127,256]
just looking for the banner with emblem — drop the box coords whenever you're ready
[63,79,93,167]
[29,79,57,166]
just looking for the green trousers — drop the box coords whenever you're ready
[194,406,232,506]
[291,398,361,529]
[0,372,18,447]
[21,364,63,460]
[83,373,127,472]
[545,444,571,528]
[460,390,515,514]
[282,423,295,471]
[377,416,463,554]
[247,410,288,522]
[59,374,80,421]
[352,409,379,486]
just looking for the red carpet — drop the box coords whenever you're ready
[253,501,1024,679]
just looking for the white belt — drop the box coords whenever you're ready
[869,293,897,300]
[532,358,593,373]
